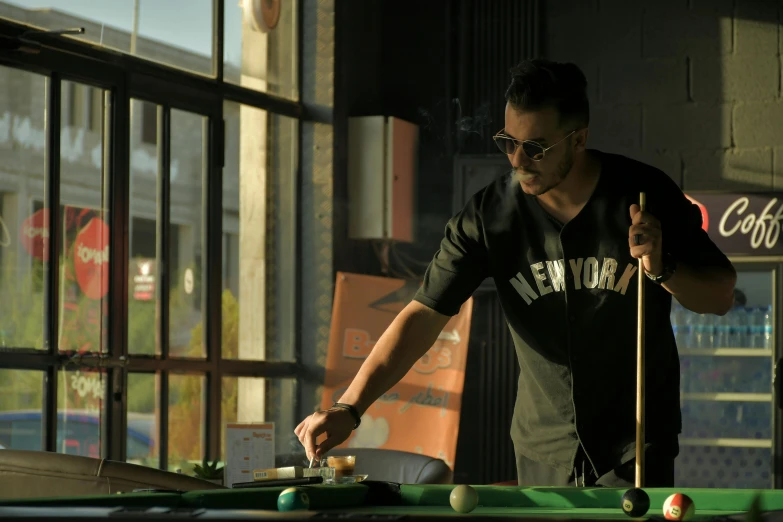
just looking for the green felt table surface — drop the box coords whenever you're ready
[0,483,779,519]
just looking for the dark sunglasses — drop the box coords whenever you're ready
[492,129,576,161]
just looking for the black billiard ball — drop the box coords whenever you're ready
[621,488,650,517]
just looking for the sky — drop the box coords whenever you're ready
[4,0,243,64]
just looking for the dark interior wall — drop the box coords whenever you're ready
[335,1,384,117]
[543,0,783,192]
[333,0,454,276]
[334,0,539,274]
[381,2,455,261]
[332,0,384,277]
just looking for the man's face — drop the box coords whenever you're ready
[502,103,578,196]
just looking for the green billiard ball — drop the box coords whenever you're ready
[622,488,650,517]
[277,487,310,511]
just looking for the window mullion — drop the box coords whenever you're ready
[43,73,62,453]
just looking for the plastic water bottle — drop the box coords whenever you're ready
[701,314,715,349]
[714,312,731,348]
[762,305,773,349]
[689,313,713,349]
[728,307,748,348]
[683,310,698,349]
[748,307,764,348]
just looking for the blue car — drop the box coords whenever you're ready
[0,409,154,463]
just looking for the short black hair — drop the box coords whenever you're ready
[504,59,589,128]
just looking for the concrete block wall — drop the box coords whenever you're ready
[545,0,783,190]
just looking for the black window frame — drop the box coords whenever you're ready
[0,0,311,467]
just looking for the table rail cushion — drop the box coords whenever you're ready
[397,485,783,512]
[181,483,369,510]
[0,492,183,508]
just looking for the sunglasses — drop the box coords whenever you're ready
[492,129,576,161]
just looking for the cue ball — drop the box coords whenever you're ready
[277,487,310,511]
[449,484,478,513]
[663,493,695,521]
[621,488,650,517]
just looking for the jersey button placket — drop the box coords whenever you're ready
[570,313,578,362]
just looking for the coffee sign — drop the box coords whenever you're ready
[686,192,783,255]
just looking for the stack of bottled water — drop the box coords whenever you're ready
[673,303,774,463]
[670,303,772,349]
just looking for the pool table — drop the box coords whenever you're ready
[0,482,780,521]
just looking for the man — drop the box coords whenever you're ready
[295,59,736,487]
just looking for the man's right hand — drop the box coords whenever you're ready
[294,407,355,462]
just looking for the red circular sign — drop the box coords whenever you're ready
[20,208,50,260]
[73,217,109,300]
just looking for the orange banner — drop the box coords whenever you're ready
[321,272,473,468]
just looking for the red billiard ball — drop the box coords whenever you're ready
[663,493,695,521]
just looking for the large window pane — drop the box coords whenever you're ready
[0,66,46,350]
[128,106,204,358]
[221,377,296,463]
[1,1,214,76]
[168,373,204,472]
[169,109,204,358]
[0,369,44,450]
[128,99,159,356]
[224,0,298,99]
[58,368,106,457]
[59,80,108,355]
[127,372,158,467]
[222,103,297,361]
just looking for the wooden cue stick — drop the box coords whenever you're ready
[635,191,646,488]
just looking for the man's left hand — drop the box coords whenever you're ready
[629,204,663,275]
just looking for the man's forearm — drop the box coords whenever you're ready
[337,302,450,415]
[663,262,736,315]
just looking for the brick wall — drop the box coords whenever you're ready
[545,0,782,190]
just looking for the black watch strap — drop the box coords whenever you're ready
[331,402,361,429]
[645,252,676,284]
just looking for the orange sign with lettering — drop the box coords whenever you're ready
[321,272,473,468]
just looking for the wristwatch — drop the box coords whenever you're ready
[330,402,361,430]
[645,252,676,284]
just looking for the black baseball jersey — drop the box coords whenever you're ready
[413,150,733,478]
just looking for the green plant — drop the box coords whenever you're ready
[193,457,223,479]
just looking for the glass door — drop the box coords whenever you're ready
[673,263,777,488]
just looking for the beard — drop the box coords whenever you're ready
[514,147,574,196]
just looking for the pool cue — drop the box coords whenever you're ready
[636,191,646,488]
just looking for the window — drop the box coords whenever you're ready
[140,102,157,146]
[222,102,298,361]
[221,377,296,463]
[127,373,157,467]
[0,0,321,473]
[1,1,215,76]
[59,80,109,356]
[0,369,44,450]
[0,66,46,351]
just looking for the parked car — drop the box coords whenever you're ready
[0,409,154,462]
